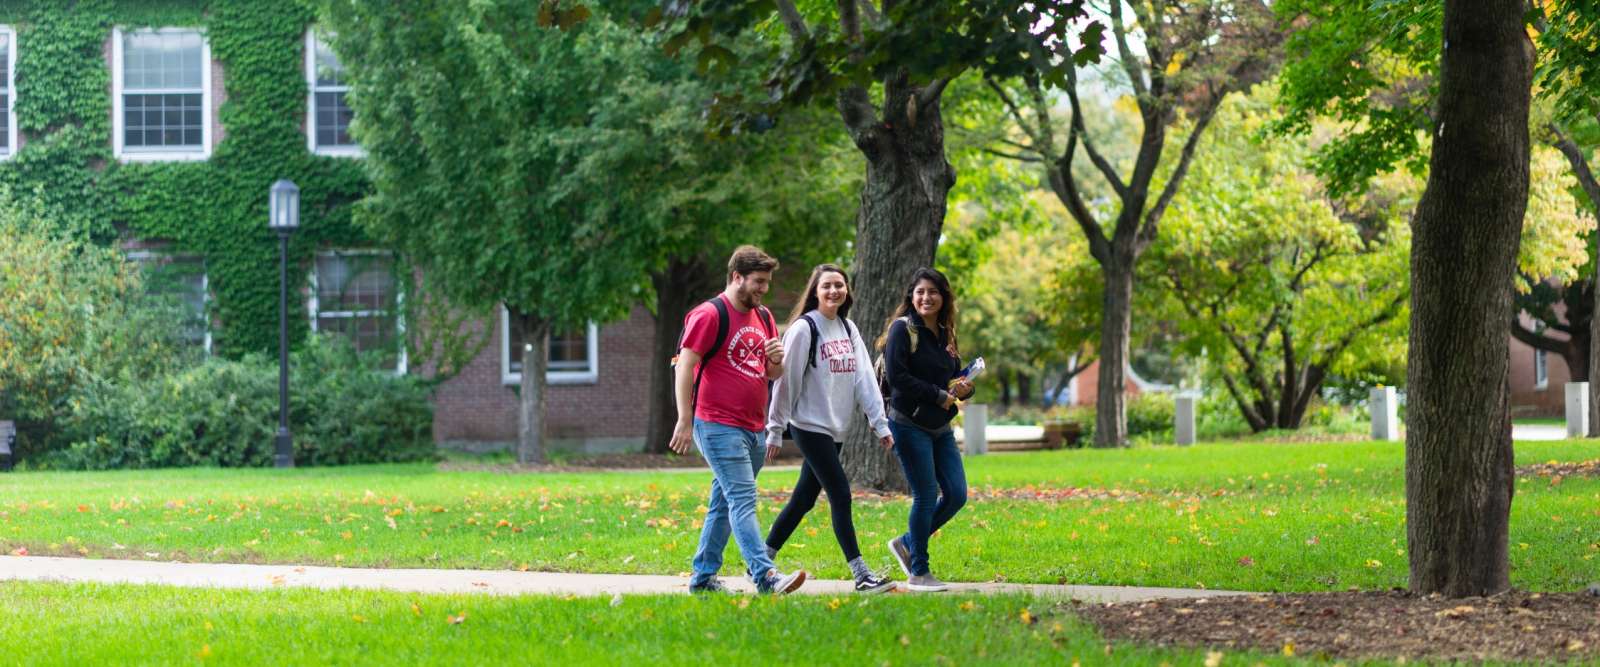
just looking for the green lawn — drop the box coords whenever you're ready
[0,581,1343,666]
[3,440,1599,592]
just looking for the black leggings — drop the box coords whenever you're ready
[765,426,861,562]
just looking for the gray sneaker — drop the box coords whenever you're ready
[906,574,949,592]
[760,569,808,595]
[887,536,913,578]
[689,578,730,595]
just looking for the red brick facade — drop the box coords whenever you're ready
[1063,359,1148,407]
[429,306,656,448]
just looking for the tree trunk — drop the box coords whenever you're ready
[838,74,954,494]
[645,256,720,454]
[1094,257,1134,446]
[517,313,552,465]
[1404,0,1530,597]
[1017,372,1033,407]
[998,369,1013,410]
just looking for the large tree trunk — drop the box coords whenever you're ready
[645,256,720,454]
[517,313,552,465]
[1094,257,1135,446]
[839,74,954,494]
[1017,372,1032,407]
[1404,0,1530,597]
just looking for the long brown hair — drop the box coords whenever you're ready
[789,264,853,325]
[875,267,958,353]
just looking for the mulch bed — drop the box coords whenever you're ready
[1073,589,1600,664]
[1518,460,1600,480]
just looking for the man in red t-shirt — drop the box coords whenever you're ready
[669,245,807,595]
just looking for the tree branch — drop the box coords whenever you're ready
[857,0,886,30]
[1137,96,1222,250]
[1050,143,1111,264]
[1550,123,1600,212]
[1110,0,1147,97]
[1510,313,1576,357]
[1063,65,1128,198]
[837,0,861,43]
[982,148,1042,163]
[773,0,811,42]
[917,75,957,109]
[986,76,1046,152]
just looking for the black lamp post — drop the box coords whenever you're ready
[269,179,300,468]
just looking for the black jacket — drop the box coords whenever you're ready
[884,317,964,429]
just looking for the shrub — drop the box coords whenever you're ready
[53,335,433,470]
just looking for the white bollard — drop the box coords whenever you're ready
[1174,393,1197,446]
[1370,387,1399,441]
[963,404,988,456]
[1566,382,1590,438]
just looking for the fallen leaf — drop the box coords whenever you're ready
[1204,651,1224,667]
[610,592,623,607]
[411,601,422,617]
[447,612,467,625]
[1282,642,1295,657]
[9,547,27,556]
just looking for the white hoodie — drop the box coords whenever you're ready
[765,310,892,447]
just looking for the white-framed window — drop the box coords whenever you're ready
[1535,349,1549,390]
[126,252,210,354]
[309,250,405,372]
[0,26,17,159]
[305,30,360,156]
[112,27,212,161]
[500,307,599,385]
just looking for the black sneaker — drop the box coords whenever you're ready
[689,578,730,595]
[854,572,895,594]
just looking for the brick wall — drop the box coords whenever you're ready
[1509,334,1570,418]
[1069,359,1145,407]
[429,305,656,448]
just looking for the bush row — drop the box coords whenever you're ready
[48,335,434,470]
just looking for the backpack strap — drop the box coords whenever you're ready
[801,314,821,369]
[685,297,730,415]
[902,316,919,354]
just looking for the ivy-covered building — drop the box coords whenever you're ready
[4,1,653,453]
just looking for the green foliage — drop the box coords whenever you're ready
[0,0,370,357]
[53,334,433,470]
[1146,87,1413,428]
[0,191,142,425]
[1274,0,1600,195]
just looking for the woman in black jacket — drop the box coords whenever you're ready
[878,267,973,592]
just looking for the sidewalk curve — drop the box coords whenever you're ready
[0,555,1249,602]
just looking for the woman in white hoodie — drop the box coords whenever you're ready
[762,264,896,593]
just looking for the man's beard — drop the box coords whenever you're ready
[735,285,762,310]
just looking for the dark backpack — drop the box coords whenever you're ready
[674,297,776,414]
[798,313,862,370]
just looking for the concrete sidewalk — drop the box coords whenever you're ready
[0,555,1247,602]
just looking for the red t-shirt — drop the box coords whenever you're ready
[682,295,776,431]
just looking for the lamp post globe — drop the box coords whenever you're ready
[270,179,299,468]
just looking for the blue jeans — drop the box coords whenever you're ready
[889,420,968,577]
[689,419,777,589]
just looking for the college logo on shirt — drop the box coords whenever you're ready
[726,326,768,378]
[820,339,856,373]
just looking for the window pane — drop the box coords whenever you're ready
[124,31,203,91]
[121,93,202,147]
[316,253,394,311]
[134,258,208,348]
[315,253,399,371]
[314,91,356,147]
[313,39,345,87]
[0,34,10,92]
[506,311,592,375]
